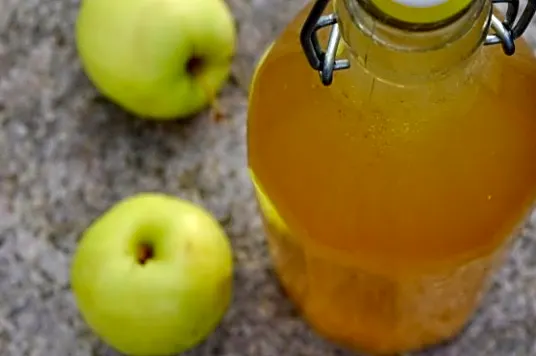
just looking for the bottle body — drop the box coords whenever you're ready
[247,1,536,354]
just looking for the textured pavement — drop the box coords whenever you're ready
[1,0,536,355]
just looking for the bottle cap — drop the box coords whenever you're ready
[370,0,473,24]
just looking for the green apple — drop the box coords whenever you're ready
[70,193,233,356]
[75,0,236,119]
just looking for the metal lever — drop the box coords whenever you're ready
[485,0,536,55]
[299,0,350,85]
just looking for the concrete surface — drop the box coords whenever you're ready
[1,0,536,355]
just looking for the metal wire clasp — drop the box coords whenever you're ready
[484,0,536,55]
[301,0,536,86]
[300,0,350,85]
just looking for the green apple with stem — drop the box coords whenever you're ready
[75,0,236,119]
[70,193,234,356]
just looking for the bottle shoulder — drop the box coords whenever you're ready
[251,35,536,112]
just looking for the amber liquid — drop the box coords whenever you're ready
[247,3,536,355]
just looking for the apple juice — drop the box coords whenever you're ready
[247,0,536,354]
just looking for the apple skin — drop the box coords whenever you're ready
[75,0,236,120]
[70,193,233,356]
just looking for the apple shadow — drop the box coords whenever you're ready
[88,93,201,134]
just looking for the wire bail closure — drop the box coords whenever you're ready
[300,0,350,85]
[300,0,536,86]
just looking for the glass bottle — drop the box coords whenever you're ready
[247,0,536,354]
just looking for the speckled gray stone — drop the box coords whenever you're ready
[1,0,536,355]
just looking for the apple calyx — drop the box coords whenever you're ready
[187,56,205,77]
[136,242,154,265]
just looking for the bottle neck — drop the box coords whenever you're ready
[335,0,492,85]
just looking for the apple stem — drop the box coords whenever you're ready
[202,82,225,122]
[137,243,154,265]
[209,97,225,122]
[189,60,225,122]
